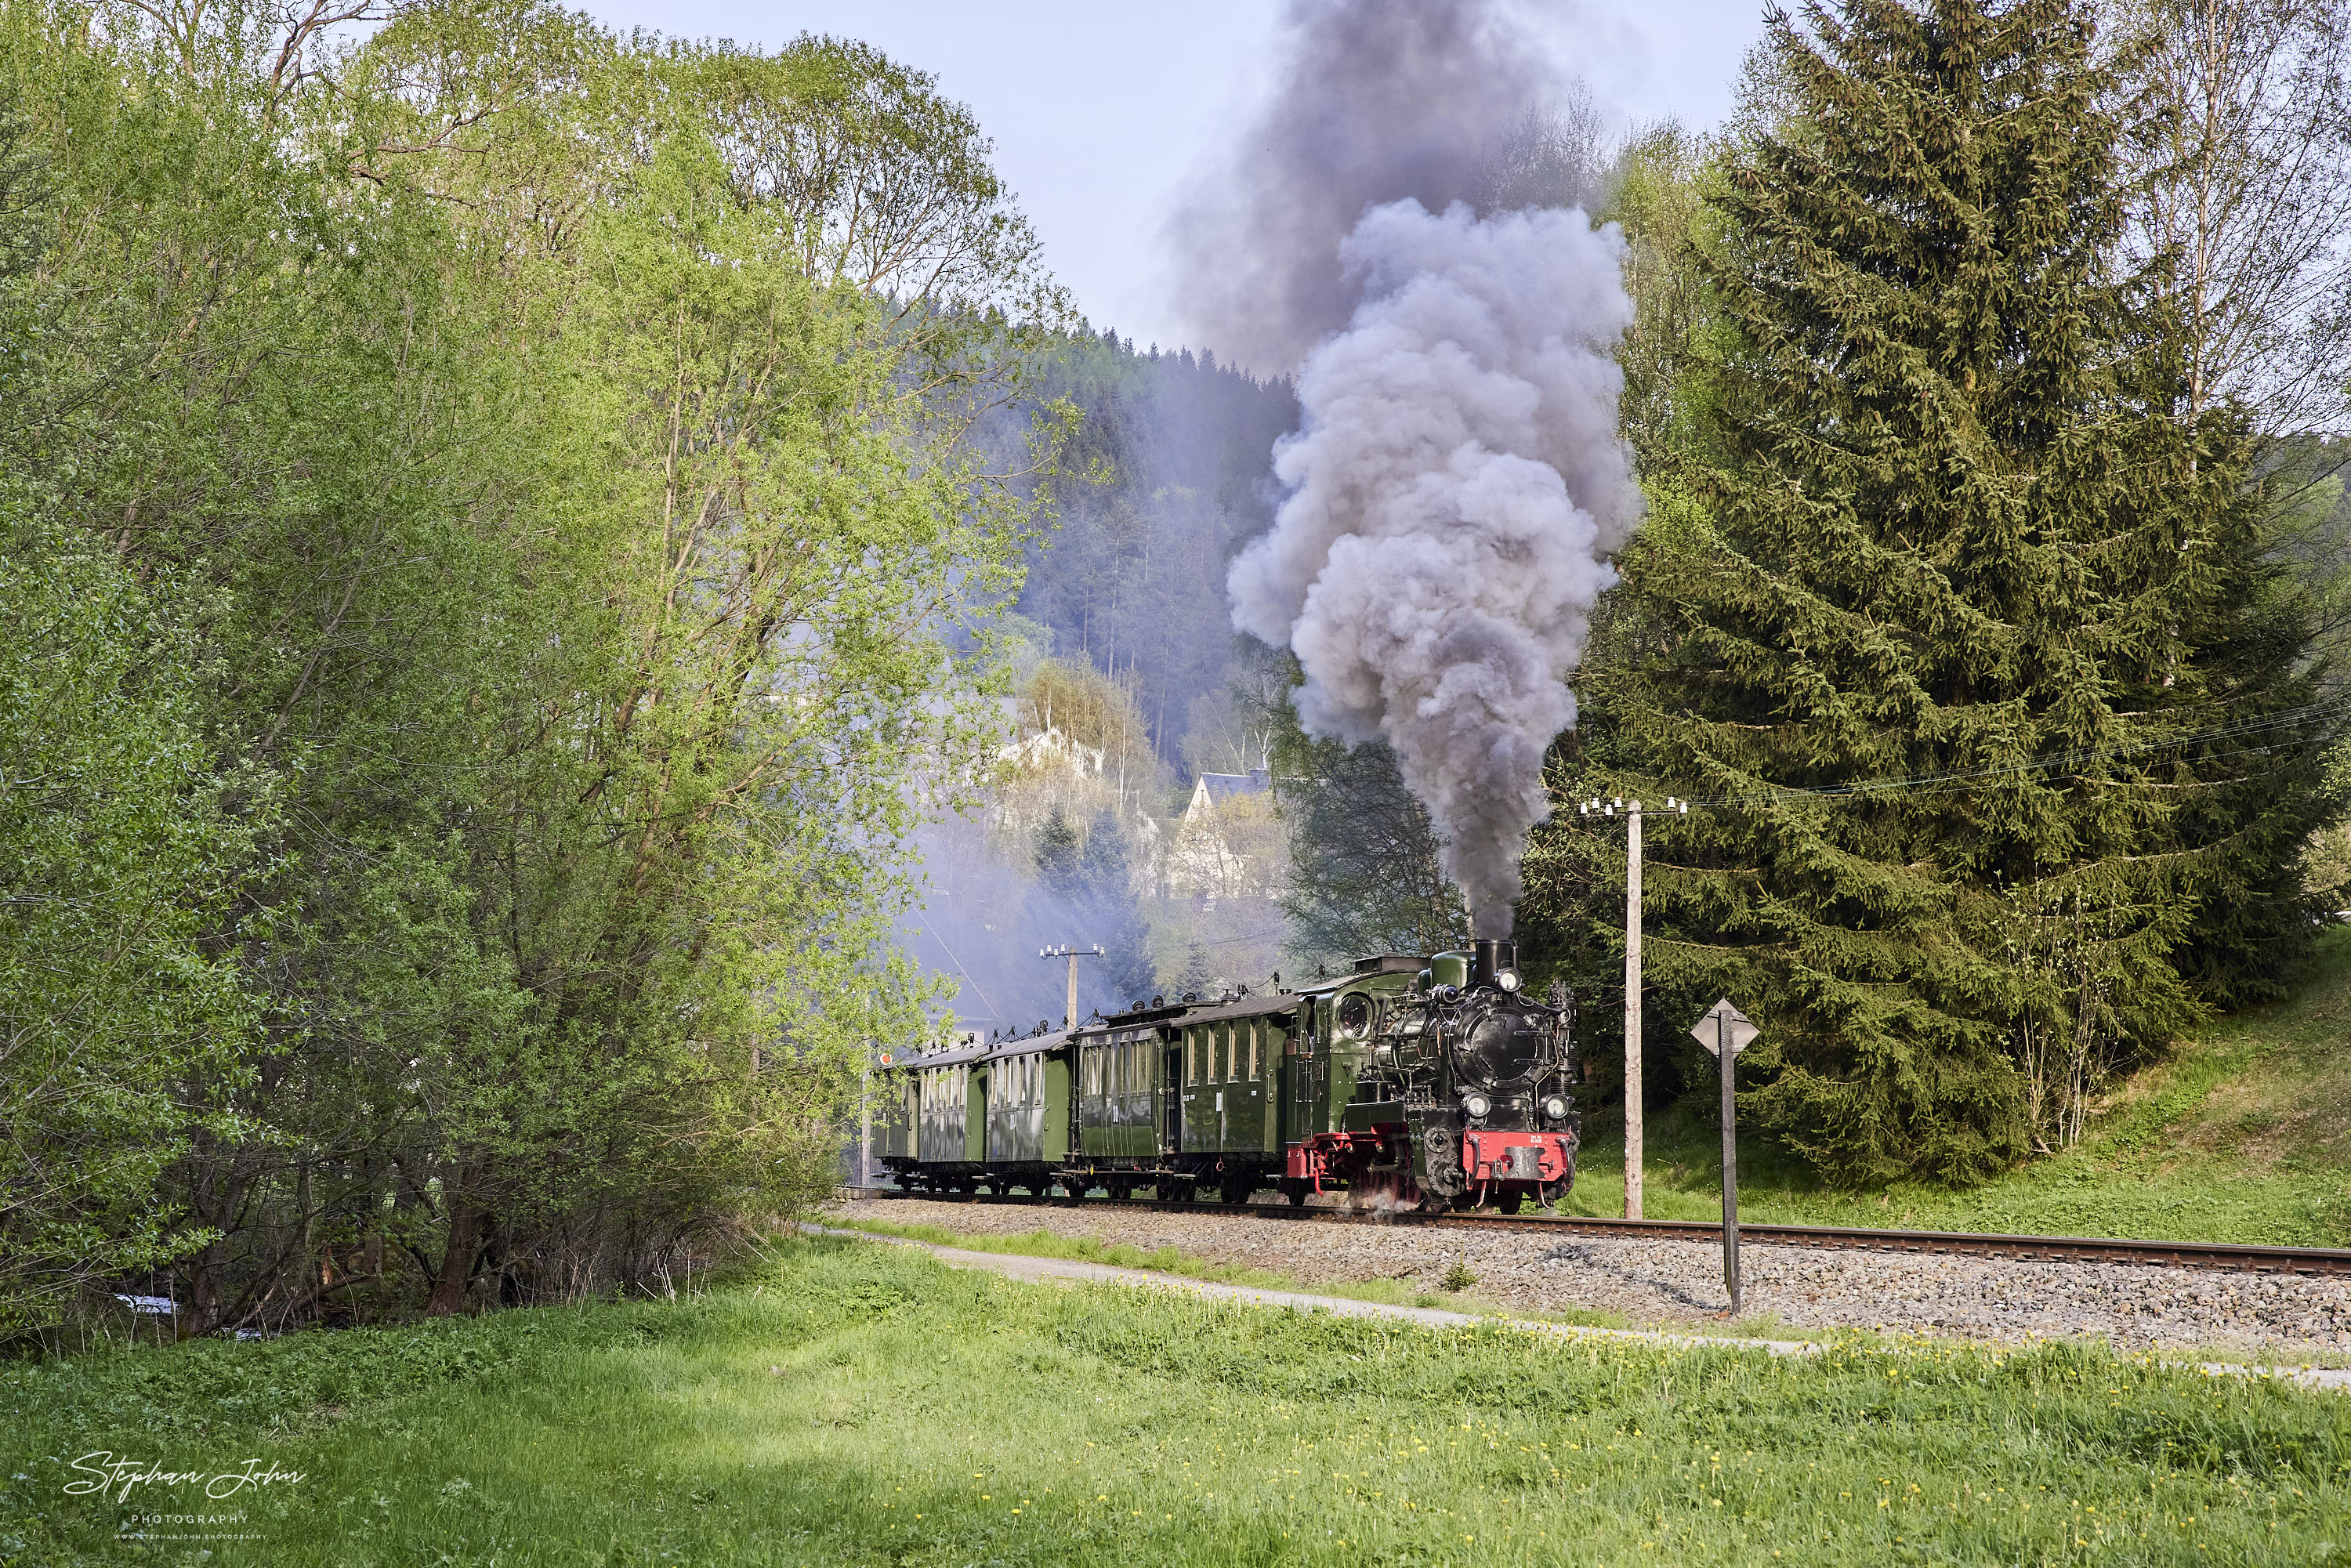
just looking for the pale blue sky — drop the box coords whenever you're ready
[583,1,1766,349]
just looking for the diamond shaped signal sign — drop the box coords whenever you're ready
[1692,999,1759,1058]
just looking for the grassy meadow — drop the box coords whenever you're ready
[4,1234,2349,1566]
[1555,926,2351,1247]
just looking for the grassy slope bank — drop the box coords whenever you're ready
[1558,927,2351,1246]
[5,1237,2349,1566]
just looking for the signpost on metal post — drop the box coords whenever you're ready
[1691,998,1760,1313]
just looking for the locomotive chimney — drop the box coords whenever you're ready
[1473,937,1502,988]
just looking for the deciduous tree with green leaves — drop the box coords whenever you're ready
[0,0,1063,1331]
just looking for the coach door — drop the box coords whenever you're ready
[1164,1044,1183,1152]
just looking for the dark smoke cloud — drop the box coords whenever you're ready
[1168,0,1570,374]
[1229,201,1639,936]
[1197,0,1642,937]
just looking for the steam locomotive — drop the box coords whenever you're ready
[871,937,1579,1212]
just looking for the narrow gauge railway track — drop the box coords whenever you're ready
[849,1189,2351,1277]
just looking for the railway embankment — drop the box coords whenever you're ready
[836,1198,2351,1356]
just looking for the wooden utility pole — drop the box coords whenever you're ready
[1584,795,1686,1222]
[1623,800,1643,1221]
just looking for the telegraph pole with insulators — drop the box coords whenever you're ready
[1039,943,1103,1028]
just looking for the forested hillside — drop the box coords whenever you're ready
[1004,332,1298,759]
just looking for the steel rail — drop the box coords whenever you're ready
[844,1188,2351,1276]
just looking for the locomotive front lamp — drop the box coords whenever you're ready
[1462,1092,1493,1119]
[1542,1095,1569,1119]
[1496,969,1521,991]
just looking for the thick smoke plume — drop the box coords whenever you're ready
[1169,0,1577,374]
[1229,201,1639,935]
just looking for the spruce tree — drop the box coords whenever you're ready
[1035,807,1157,1007]
[1615,0,2332,1182]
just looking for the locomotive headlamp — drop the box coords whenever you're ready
[1543,1095,1569,1119]
[1496,969,1521,992]
[1462,1092,1492,1119]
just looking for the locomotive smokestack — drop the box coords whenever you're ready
[1473,938,1502,989]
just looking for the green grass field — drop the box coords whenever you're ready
[5,1235,2349,1566]
[1556,926,2351,1247]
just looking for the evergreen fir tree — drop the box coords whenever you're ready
[1034,807,1082,897]
[1034,806,1157,1009]
[1259,664,1470,967]
[1614,0,2332,1182]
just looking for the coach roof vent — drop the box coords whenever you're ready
[1352,954,1428,975]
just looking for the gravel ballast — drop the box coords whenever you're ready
[836,1196,2351,1355]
